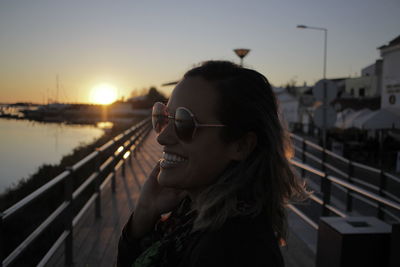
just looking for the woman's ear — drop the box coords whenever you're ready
[230,132,258,161]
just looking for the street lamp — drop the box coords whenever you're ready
[297,25,327,79]
[234,48,250,67]
[297,24,328,149]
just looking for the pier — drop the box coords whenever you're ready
[1,118,399,267]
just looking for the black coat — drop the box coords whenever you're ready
[117,200,284,267]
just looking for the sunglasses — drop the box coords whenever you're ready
[152,102,226,142]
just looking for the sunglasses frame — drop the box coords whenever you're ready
[152,102,226,141]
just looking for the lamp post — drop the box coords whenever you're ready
[234,48,250,67]
[297,24,328,149]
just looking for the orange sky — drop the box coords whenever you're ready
[1,0,399,104]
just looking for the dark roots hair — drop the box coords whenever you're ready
[183,60,308,242]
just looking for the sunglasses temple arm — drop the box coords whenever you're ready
[196,124,226,127]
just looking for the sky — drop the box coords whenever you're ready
[1,0,399,104]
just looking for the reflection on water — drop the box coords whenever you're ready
[97,121,113,129]
[0,119,105,193]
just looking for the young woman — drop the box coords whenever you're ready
[117,60,307,267]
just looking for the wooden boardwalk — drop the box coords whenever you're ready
[46,131,315,266]
[47,131,162,266]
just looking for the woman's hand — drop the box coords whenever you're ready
[127,162,186,238]
[138,162,186,215]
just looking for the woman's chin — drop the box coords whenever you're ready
[157,170,181,188]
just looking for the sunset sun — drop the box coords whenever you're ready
[90,83,118,105]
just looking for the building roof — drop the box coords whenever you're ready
[378,35,400,50]
[329,78,347,82]
[331,97,380,111]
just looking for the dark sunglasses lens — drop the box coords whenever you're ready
[152,103,168,133]
[175,108,195,141]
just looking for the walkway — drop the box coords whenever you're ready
[46,131,315,266]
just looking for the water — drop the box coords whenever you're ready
[0,119,105,194]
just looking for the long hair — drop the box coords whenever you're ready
[183,61,308,242]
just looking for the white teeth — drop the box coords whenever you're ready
[160,153,187,169]
[162,152,187,162]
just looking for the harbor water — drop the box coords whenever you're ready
[0,118,105,194]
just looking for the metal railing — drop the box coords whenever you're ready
[287,135,400,231]
[288,158,400,230]
[2,124,398,265]
[290,133,400,221]
[0,118,152,267]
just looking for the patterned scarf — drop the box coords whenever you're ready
[133,198,196,267]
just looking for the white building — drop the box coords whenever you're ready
[273,87,299,131]
[379,35,400,109]
[343,60,382,98]
[344,75,380,98]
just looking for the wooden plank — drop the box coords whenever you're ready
[73,131,161,265]
[44,131,161,266]
[45,131,317,267]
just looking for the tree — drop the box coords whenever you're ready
[285,77,298,96]
[147,87,167,103]
[130,88,149,98]
[129,87,167,109]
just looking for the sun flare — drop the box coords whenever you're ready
[90,83,118,105]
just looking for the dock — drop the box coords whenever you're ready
[46,131,315,266]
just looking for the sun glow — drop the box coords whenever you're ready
[90,83,118,105]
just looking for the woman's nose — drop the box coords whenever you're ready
[156,119,178,146]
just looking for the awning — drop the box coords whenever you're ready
[355,107,400,129]
[335,108,372,129]
[335,108,355,128]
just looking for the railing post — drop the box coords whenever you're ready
[133,136,138,158]
[136,128,142,153]
[346,161,354,212]
[122,152,127,179]
[128,144,134,167]
[301,139,306,178]
[377,170,387,220]
[111,155,116,194]
[322,147,327,173]
[0,213,4,267]
[64,168,74,266]
[94,148,102,219]
[321,174,331,216]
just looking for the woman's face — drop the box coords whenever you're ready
[156,76,236,196]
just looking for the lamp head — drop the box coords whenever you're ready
[234,48,250,59]
[297,25,307,29]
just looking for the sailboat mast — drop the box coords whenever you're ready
[56,74,59,103]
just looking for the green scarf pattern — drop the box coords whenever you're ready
[132,198,195,267]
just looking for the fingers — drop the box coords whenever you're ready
[149,161,161,180]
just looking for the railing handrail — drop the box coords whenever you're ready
[327,174,400,211]
[2,126,397,266]
[288,157,400,232]
[1,117,152,267]
[324,149,350,164]
[1,119,147,221]
[290,158,400,212]
[2,170,70,220]
[290,132,400,190]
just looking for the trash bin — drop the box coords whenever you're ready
[390,223,400,267]
[316,216,391,267]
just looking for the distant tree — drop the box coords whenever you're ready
[130,88,149,98]
[285,78,298,96]
[147,87,167,103]
[129,87,167,109]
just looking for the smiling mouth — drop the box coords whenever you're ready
[160,152,188,169]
